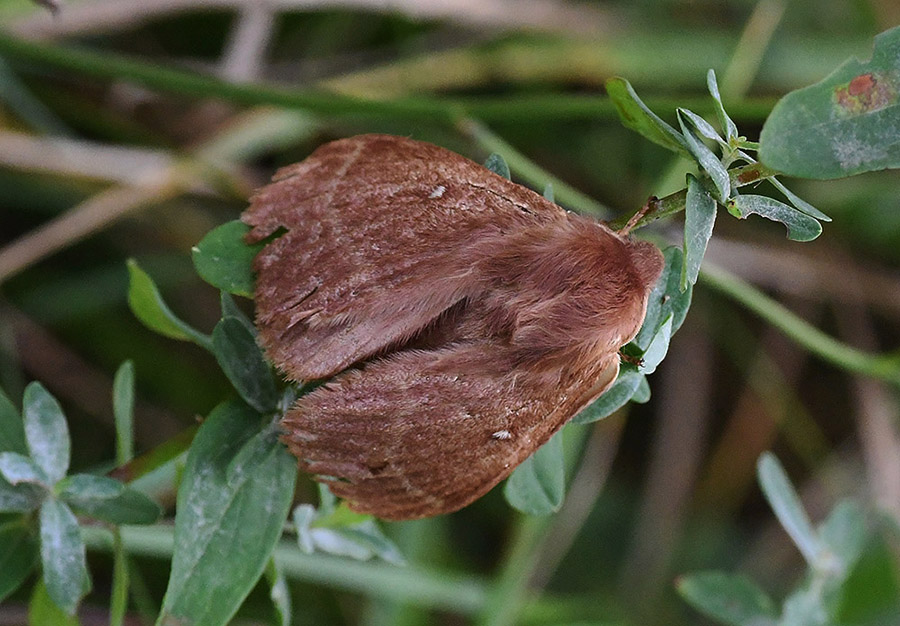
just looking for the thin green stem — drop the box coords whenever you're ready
[110,530,129,626]
[0,32,776,123]
[81,525,489,615]
[700,262,900,388]
[458,118,612,218]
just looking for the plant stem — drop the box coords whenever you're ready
[458,118,612,218]
[700,262,900,388]
[81,525,489,615]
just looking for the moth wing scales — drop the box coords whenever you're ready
[243,134,567,381]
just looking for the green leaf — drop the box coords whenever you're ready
[112,361,135,464]
[158,401,297,626]
[727,194,822,242]
[265,559,292,626]
[294,504,405,565]
[819,499,866,578]
[212,317,279,413]
[110,530,129,626]
[759,25,900,178]
[504,429,565,516]
[0,386,26,454]
[542,182,554,202]
[0,452,50,486]
[220,291,255,335]
[640,315,673,376]
[632,247,692,351]
[0,476,43,512]
[23,383,69,485]
[757,452,822,566]
[57,474,124,500]
[707,69,739,142]
[682,173,717,290]
[677,109,730,202]
[483,153,511,179]
[39,498,90,615]
[192,220,261,298]
[678,571,777,626]
[631,376,651,404]
[605,77,691,157]
[679,107,727,148]
[572,365,643,424]
[768,178,832,222]
[126,259,213,349]
[29,580,81,626]
[65,487,162,525]
[0,522,38,603]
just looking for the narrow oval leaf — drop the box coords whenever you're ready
[640,315,673,376]
[679,108,727,147]
[0,452,50,486]
[212,317,279,413]
[605,77,691,157]
[66,487,162,525]
[112,361,135,464]
[757,452,822,566]
[682,173,717,290]
[0,386,26,454]
[0,476,43,512]
[768,178,832,222]
[57,474,124,500]
[631,376,651,404]
[572,366,643,424]
[707,69,739,142]
[0,522,38,603]
[23,383,69,485]
[126,259,212,349]
[760,25,900,178]
[818,499,866,576]
[633,247,692,351]
[728,194,822,242]
[677,109,730,202]
[39,499,90,615]
[483,153,511,180]
[158,401,297,626]
[192,220,261,298]
[504,429,565,516]
[678,571,777,626]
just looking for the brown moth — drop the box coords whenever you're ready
[242,134,663,520]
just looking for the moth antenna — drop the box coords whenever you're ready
[618,196,659,236]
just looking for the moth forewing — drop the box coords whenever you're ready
[243,134,664,519]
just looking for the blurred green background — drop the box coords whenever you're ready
[1,0,899,624]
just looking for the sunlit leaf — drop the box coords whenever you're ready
[707,69,739,142]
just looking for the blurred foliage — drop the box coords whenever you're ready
[0,0,899,625]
